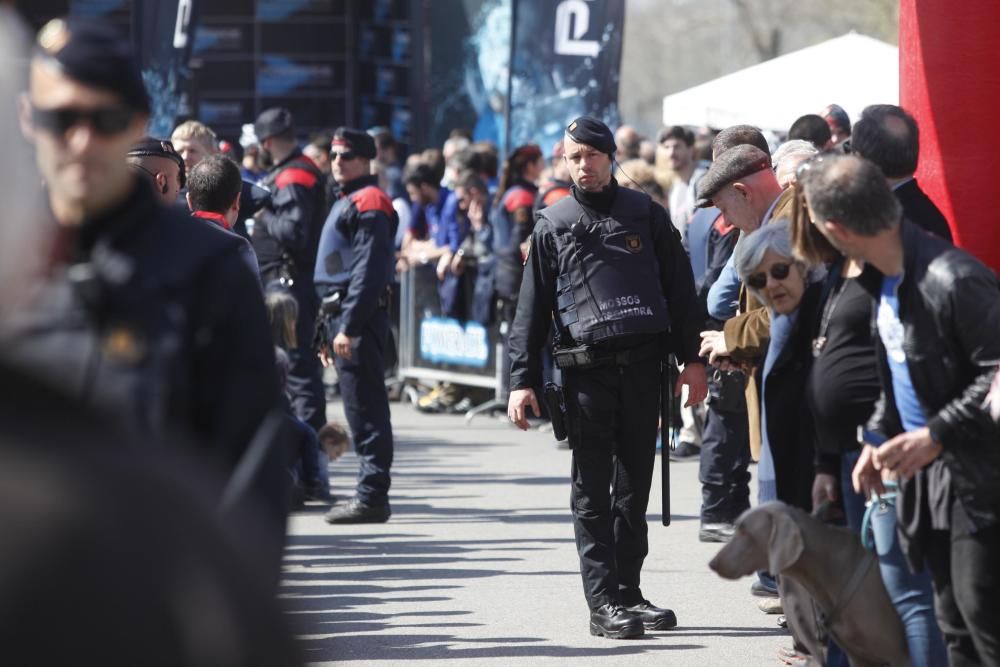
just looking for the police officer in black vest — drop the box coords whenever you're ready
[252,107,329,435]
[508,117,708,639]
[315,128,398,524]
[5,18,279,495]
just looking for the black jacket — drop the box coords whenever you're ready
[895,178,952,243]
[252,149,327,287]
[761,283,821,511]
[859,219,1000,536]
[509,181,701,391]
[1,179,280,480]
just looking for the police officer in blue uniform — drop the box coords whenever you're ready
[252,107,329,435]
[315,128,398,524]
[5,19,279,485]
[508,117,708,639]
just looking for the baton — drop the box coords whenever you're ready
[661,355,675,526]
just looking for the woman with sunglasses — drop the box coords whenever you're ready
[733,218,824,516]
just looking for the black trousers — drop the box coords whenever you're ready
[924,500,1000,667]
[699,401,751,523]
[564,360,660,609]
[331,308,394,506]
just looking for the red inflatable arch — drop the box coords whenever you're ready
[900,0,1000,270]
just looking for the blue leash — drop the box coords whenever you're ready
[860,481,899,551]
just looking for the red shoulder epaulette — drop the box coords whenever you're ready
[275,167,318,190]
[504,187,536,212]
[350,185,394,217]
[542,186,571,207]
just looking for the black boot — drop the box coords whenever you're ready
[323,498,390,524]
[589,603,644,639]
[624,599,677,630]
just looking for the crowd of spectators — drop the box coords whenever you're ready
[3,11,999,665]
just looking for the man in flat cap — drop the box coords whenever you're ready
[507,115,707,638]
[6,19,282,534]
[314,127,398,524]
[696,140,788,521]
[251,106,330,448]
[126,136,185,206]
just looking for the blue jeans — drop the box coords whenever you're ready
[839,449,946,667]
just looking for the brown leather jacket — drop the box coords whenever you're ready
[721,187,798,459]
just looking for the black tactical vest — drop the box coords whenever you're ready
[538,188,670,344]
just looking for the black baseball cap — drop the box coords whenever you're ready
[253,107,294,141]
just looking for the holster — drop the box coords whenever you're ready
[313,315,334,353]
[543,382,568,442]
[707,367,746,413]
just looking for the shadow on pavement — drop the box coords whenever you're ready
[297,632,706,662]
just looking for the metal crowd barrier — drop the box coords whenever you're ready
[396,265,504,415]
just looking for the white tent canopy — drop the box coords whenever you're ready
[661,33,898,132]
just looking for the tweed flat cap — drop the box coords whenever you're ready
[695,144,772,208]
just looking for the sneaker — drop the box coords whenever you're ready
[669,441,700,461]
[750,579,779,598]
[698,521,735,543]
[757,597,784,614]
[450,396,474,413]
[324,498,391,524]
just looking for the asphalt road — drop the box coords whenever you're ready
[282,400,788,666]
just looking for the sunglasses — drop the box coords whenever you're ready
[31,105,135,137]
[331,151,358,162]
[746,262,793,290]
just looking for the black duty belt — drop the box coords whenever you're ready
[553,338,663,370]
[320,287,390,317]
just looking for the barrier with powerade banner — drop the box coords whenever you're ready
[397,264,503,394]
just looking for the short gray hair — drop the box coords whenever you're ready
[735,218,825,299]
[771,139,819,170]
[771,139,819,186]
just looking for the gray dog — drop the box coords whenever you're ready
[708,502,910,667]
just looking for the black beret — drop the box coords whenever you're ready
[695,144,773,208]
[254,107,294,141]
[127,137,186,184]
[34,18,149,114]
[332,127,376,160]
[565,116,616,156]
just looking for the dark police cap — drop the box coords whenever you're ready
[565,116,617,156]
[127,137,186,184]
[127,137,184,169]
[34,18,149,113]
[254,107,294,141]
[695,144,773,208]
[332,127,377,160]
